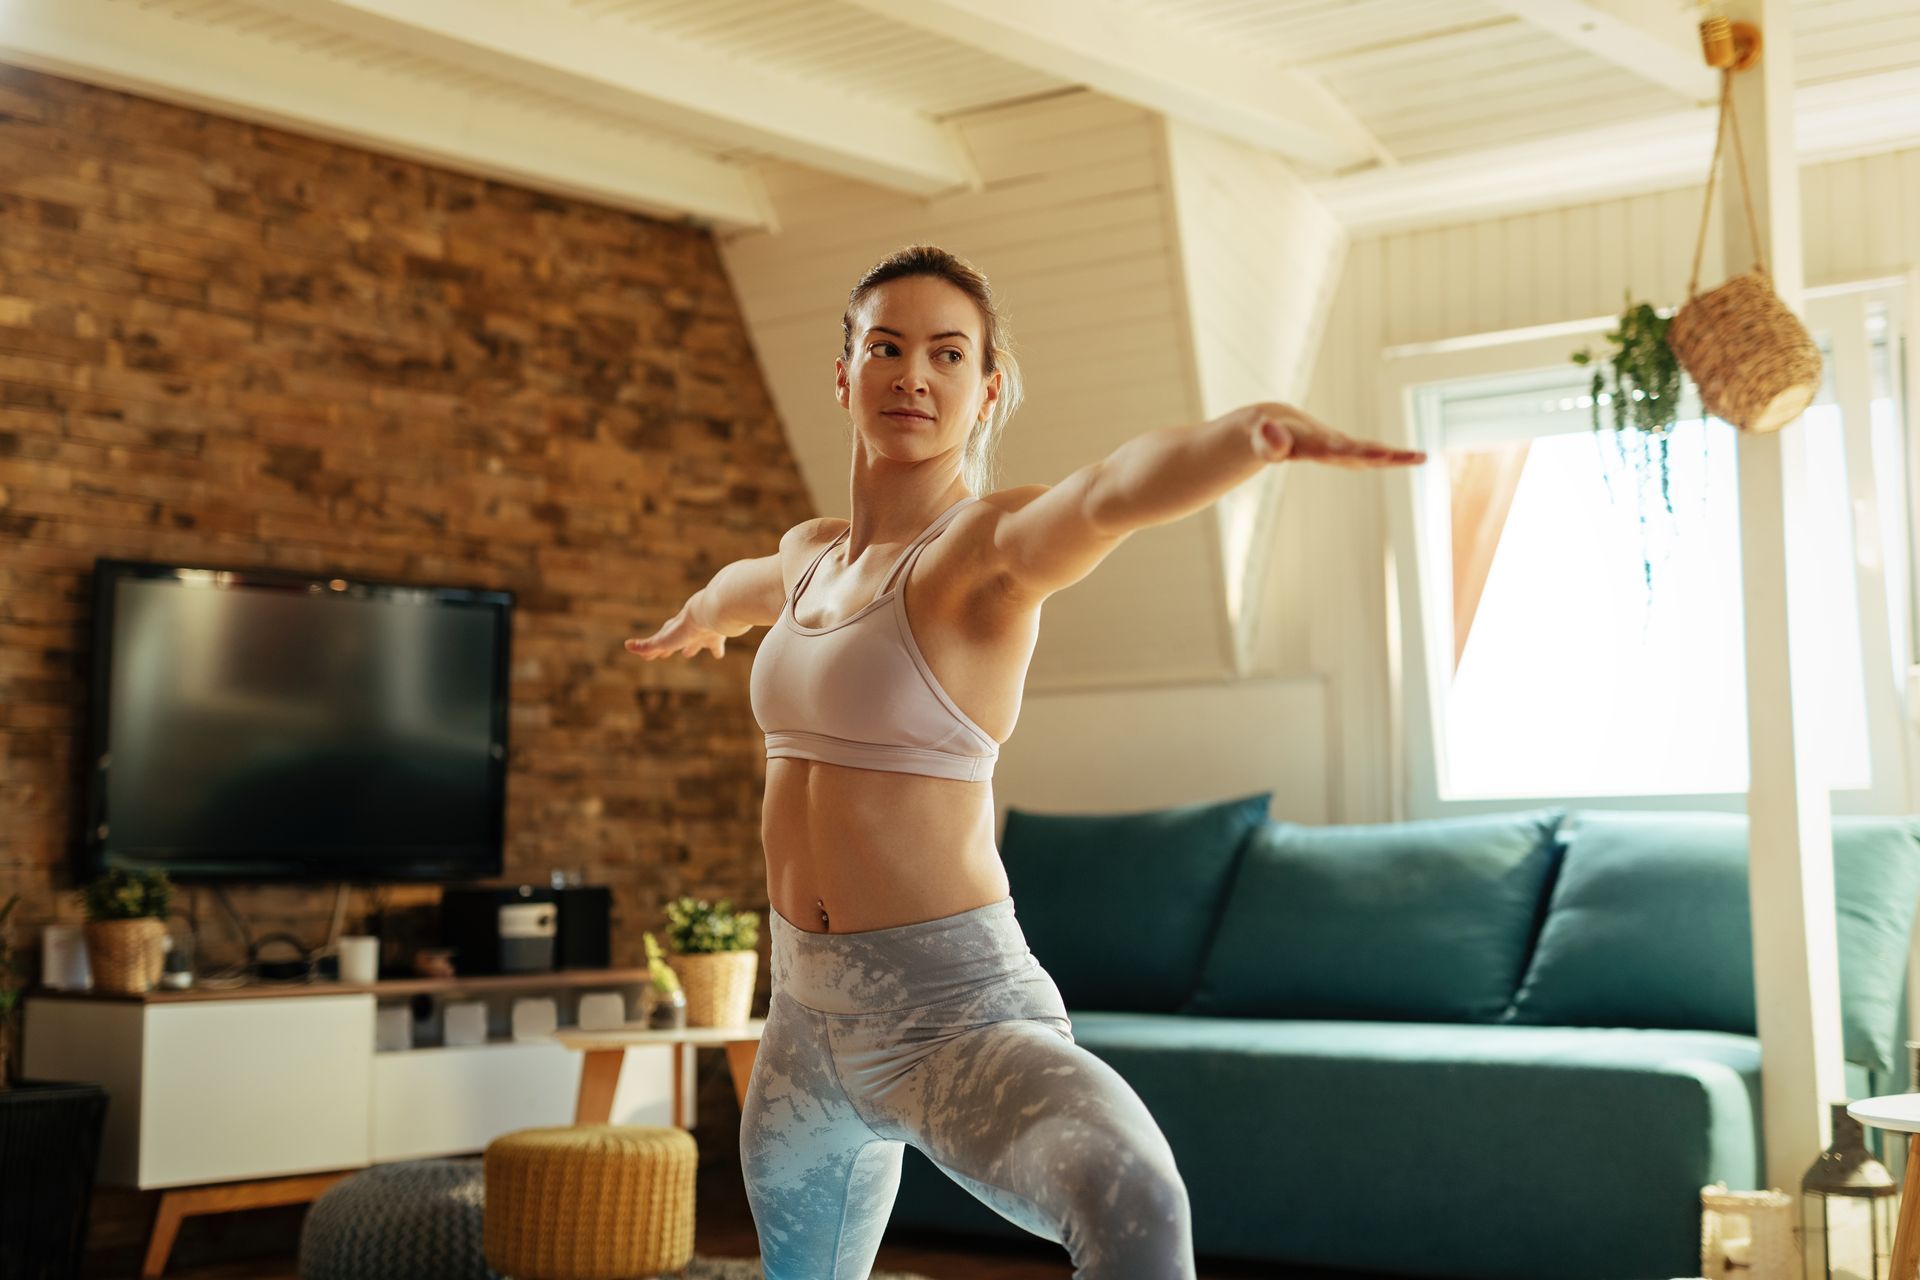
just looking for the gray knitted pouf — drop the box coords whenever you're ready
[298,1157,499,1280]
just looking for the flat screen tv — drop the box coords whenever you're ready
[83,558,514,882]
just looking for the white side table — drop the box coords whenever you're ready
[1847,1094,1920,1278]
[553,1018,767,1127]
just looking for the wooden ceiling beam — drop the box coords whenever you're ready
[250,0,979,197]
[1482,0,1719,101]
[839,0,1393,175]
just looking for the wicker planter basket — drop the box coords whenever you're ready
[1669,271,1821,434]
[1670,68,1822,435]
[84,918,167,995]
[667,951,757,1028]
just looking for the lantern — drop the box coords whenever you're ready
[1801,1102,1897,1279]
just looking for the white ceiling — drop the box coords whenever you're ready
[2,0,1917,233]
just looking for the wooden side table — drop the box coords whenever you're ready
[1848,1094,1920,1279]
[553,1018,767,1127]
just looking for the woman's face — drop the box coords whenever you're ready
[836,275,999,462]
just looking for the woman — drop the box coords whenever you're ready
[627,245,1426,1279]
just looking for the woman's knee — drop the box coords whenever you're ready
[1062,1137,1189,1227]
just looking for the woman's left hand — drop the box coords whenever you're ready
[1245,403,1427,468]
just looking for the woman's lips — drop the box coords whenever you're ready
[882,410,933,421]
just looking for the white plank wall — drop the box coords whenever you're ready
[719,91,1236,689]
[1162,117,1347,663]
[1295,145,1920,823]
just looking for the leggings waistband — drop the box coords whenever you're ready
[768,895,1036,1014]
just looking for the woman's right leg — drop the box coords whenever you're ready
[740,987,905,1280]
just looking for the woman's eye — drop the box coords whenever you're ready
[869,342,896,356]
[940,350,963,363]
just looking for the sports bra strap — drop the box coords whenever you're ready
[791,497,974,613]
[791,529,848,607]
[880,498,972,594]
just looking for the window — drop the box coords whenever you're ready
[1386,283,1911,814]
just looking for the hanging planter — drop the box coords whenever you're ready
[1666,22,1822,434]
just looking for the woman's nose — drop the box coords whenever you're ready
[893,357,931,392]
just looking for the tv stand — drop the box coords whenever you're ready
[23,967,674,1277]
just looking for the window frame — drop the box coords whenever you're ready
[1380,278,1915,820]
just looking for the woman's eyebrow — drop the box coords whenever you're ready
[868,325,972,342]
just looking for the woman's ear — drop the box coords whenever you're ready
[979,368,1001,421]
[833,356,850,410]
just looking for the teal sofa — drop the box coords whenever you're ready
[881,799,1920,1280]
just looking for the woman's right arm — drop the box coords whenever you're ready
[624,522,821,660]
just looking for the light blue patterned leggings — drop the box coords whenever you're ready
[739,895,1196,1280]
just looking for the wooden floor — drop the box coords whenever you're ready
[94,1157,1387,1280]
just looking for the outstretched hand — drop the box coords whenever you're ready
[625,603,728,661]
[1246,403,1426,468]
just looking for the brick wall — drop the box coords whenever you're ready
[0,63,806,1240]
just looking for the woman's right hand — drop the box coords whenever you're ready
[625,602,731,661]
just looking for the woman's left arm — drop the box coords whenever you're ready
[990,403,1425,603]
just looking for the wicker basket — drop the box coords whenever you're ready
[1669,271,1821,434]
[667,950,757,1028]
[84,919,167,995]
[1670,68,1822,435]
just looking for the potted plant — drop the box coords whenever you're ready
[1572,295,1690,595]
[80,868,174,995]
[661,896,759,1028]
[642,932,687,1030]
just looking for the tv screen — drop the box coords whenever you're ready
[83,558,513,882]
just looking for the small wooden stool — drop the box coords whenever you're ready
[484,1125,697,1279]
[1848,1095,1920,1279]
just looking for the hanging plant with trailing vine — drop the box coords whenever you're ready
[1572,296,1690,596]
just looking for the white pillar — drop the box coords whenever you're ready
[1724,0,1847,1195]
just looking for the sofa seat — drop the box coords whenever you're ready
[888,1014,1770,1280]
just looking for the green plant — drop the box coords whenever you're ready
[662,896,759,955]
[1573,295,1691,595]
[79,869,173,922]
[642,932,682,995]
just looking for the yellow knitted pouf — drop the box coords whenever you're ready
[484,1125,697,1279]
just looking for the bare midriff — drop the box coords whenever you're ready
[760,762,1008,935]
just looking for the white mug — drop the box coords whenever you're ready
[338,935,380,985]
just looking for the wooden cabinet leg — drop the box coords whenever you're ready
[141,1174,349,1279]
[141,1191,188,1279]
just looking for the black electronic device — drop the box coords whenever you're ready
[82,557,513,882]
[553,886,612,969]
[439,885,558,975]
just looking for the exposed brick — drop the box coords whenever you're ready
[0,68,801,1050]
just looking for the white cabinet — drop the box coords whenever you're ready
[23,994,370,1189]
[22,977,672,1190]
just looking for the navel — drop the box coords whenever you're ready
[816,896,831,931]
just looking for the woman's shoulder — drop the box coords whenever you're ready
[776,516,848,573]
[972,484,1050,513]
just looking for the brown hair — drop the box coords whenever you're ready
[840,245,1024,495]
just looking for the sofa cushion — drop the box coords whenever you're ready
[888,1014,1760,1280]
[1182,808,1563,1022]
[1000,790,1270,1012]
[1506,810,1920,1073]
